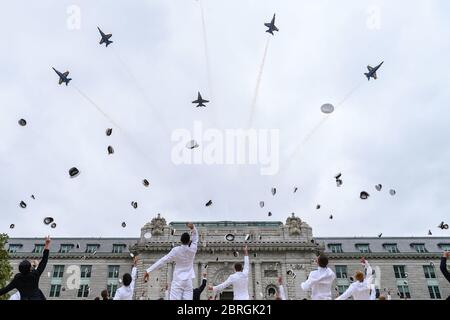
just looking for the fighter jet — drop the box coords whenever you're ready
[264,14,279,35]
[52,67,72,86]
[192,92,209,107]
[364,61,384,81]
[97,27,113,47]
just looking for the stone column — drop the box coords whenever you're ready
[254,262,263,299]
[280,260,288,299]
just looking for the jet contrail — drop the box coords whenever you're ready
[72,84,123,130]
[199,0,213,97]
[280,79,366,174]
[111,47,170,135]
[72,84,158,166]
[248,35,271,128]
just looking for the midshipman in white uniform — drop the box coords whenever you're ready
[336,258,374,300]
[300,254,336,300]
[144,223,198,300]
[113,256,138,300]
[276,277,287,300]
[209,246,250,300]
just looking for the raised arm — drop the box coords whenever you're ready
[335,284,355,300]
[278,277,287,300]
[146,249,176,274]
[0,280,16,297]
[363,260,374,286]
[300,272,316,291]
[197,277,207,295]
[36,236,51,276]
[187,223,198,252]
[130,266,138,292]
[279,285,287,300]
[212,275,234,294]
[440,252,450,283]
[129,256,139,292]
[243,246,250,276]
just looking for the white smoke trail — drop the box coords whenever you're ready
[248,35,271,128]
[111,47,170,135]
[199,0,213,97]
[72,84,123,130]
[280,79,366,174]
[72,84,156,165]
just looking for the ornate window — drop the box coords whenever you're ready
[355,244,371,253]
[383,243,399,253]
[328,244,343,253]
[7,244,22,253]
[411,243,427,253]
[335,265,347,279]
[265,285,278,299]
[33,244,45,253]
[264,270,278,278]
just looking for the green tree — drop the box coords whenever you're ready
[0,233,13,300]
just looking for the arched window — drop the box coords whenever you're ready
[265,285,278,300]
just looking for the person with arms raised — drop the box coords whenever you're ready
[144,223,198,300]
[440,251,450,300]
[209,246,250,300]
[336,257,374,300]
[300,253,336,300]
[114,256,139,300]
[0,236,51,300]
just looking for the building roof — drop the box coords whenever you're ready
[6,238,138,254]
[5,236,450,254]
[169,221,284,228]
[316,237,450,253]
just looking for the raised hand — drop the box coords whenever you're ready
[44,236,51,249]
[186,222,195,230]
[243,245,248,256]
[144,272,150,283]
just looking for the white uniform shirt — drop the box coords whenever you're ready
[301,267,336,300]
[9,291,20,300]
[147,227,198,281]
[213,256,250,300]
[278,285,287,300]
[114,266,137,300]
[336,261,374,300]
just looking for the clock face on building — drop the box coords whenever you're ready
[144,232,152,239]
[224,234,235,242]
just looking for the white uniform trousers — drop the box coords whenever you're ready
[170,279,193,300]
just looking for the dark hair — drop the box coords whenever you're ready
[19,260,31,275]
[317,254,329,268]
[123,273,132,286]
[101,289,109,300]
[234,263,243,272]
[94,297,100,300]
[180,232,190,245]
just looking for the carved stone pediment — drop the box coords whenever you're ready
[212,267,234,286]
[286,213,302,236]
[149,214,166,236]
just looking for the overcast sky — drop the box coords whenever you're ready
[1,0,450,238]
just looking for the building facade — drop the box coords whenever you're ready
[5,214,450,300]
